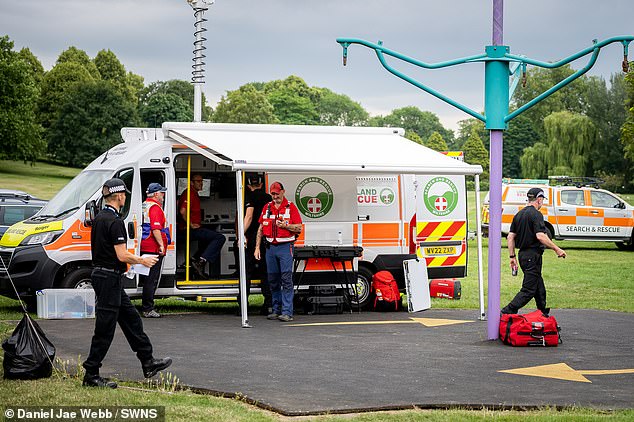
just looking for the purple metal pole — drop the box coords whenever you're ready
[487,0,504,340]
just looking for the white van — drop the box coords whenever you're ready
[481,177,634,249]
[0,123,481,308]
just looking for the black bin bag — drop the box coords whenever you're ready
[2,314,56,380]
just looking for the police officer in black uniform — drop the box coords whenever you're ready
[501,187,567,315]
[83,178,172,389]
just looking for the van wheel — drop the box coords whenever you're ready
[545,225,554,240]
[615,239,634,251]
[59,268,93,289]
[349,267,373,310]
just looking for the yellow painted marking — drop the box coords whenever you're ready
[499,363,634,383]
[288,317,474,328]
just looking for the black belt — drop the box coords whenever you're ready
[94,266,123,274]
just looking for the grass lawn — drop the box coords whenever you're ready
[0,160,80,199]
[0,161,633,420]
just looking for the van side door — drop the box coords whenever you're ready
[587,190,632,240]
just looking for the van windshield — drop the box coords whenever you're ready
[36,170,112,219]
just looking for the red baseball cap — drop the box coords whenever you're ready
[269,181,284,193]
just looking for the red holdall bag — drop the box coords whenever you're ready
[371,271,401,311]
[499,310,561,347]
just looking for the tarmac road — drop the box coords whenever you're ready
[39,308,634,416]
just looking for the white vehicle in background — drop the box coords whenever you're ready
[481,177,634,250]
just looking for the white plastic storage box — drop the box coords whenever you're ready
[36,289,96,319]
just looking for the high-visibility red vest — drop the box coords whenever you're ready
[259,198,302,244]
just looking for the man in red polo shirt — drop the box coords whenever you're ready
[178,175,226,278]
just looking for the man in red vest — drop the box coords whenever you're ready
[255,182,302,322]
[140,183,170,318]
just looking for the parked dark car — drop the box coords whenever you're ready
[0,190,47,237]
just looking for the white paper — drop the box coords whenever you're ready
[130,254,157,276]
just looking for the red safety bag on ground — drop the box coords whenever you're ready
[371,270,401,311]
[499,310,561,347]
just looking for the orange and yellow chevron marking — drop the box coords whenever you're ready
[416,221,466,242]
[425,248,467,268]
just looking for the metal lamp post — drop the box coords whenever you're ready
[337,0,632,339]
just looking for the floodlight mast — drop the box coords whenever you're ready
[187,0,214,122]
[337,0,633,340]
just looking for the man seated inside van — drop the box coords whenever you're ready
[178,175,226,278]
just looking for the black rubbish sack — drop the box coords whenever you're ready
[2,313,56,380]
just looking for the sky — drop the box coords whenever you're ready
[2,0,632,132]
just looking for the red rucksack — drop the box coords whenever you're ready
[371,271,401,311]
[499,310,561,347]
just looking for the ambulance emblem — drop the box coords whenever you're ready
[423,177,459,216]
[295,177,334,218]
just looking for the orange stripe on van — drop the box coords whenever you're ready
[353,223,359,244]
[45,219,91,252]
[362,223,399,242]
[294,225,306,246]
[576,208,604,217]
[502,214,514,224]
[555,216,576,225]
[605,217,634,227]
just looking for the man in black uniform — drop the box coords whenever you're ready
[237,174,273,315]
[501,187,567,315]
[83,178,172,389]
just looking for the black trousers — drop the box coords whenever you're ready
[503,249,547,314]
[83,269,153,375]
[140,255,163,312]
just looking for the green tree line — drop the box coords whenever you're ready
[2,35,634,191]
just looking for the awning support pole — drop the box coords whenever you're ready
[235,170,251,328]
[475,174,485,321]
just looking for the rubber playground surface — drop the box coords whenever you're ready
[39,308,634,416]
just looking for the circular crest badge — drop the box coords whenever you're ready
[295,177,334,218]
[379,188,395,205]
[423,177,459,216]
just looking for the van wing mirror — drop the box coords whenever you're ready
[84,200,97,226]
[128,222,135,239]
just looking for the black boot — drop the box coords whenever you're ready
[83,374,117,389]
[142,357,173,378]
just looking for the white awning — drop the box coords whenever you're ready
[163,122,482,175]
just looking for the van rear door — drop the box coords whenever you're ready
[415,175,467,279]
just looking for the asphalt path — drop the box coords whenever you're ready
[38,309,634,415]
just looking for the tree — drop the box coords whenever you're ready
[503,114,538,178]
[462,127,489,180]
[39,57,96,130]
[56,46,100,79]
[544,111,597,176]
[139,79,212,121]
[94,49,142,104]
[263,76,319,125]
[583,74,630,188]
[381,106,454,145]
[424,131,448,152]
[512,65,590,137]
[0,36,44,161]
[621,61,634,185]
[17,47,44,85]
[213,84,278,124]
[267,89,319,125]
[139,93,192,127]
[315,88,368,126]
[520,142,549,178]
[404,130,423,145]
[454,118,486,150]
[48,81,138,167]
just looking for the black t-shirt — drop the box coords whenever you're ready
[91,206,128,272]
[509,205,547,250]
[245,188,272,240]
